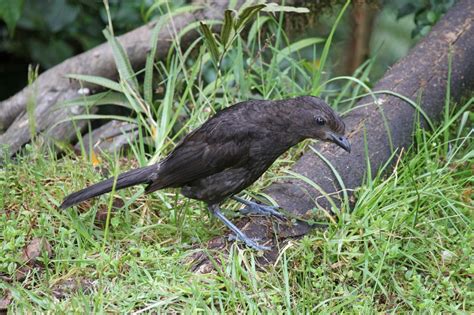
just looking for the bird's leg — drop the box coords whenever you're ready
[208,204,270,251]
[232,196,285,220]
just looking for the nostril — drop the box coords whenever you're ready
[339,137,344,141]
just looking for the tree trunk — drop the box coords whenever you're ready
[344,0,376,74]
[190,0,474,273]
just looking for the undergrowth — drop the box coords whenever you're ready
[1,1,473,313]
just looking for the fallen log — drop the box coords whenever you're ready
[0,0,241,157]
[73,120,139,156]
[190,0,474,272]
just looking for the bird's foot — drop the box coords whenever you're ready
[227,234,270,251]
[232,196,285,220]
[209,204,271,251]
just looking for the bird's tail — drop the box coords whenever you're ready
[60,165,156,209]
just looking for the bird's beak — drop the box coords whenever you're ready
[328,132,351,153]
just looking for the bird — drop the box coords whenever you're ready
[61,96,351,250]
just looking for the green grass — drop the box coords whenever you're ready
[1,2,473,313]
[1,99,472,313]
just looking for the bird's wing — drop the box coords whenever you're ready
[145,118,253,192]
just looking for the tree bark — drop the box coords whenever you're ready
[190,0,474,273]
[344,0,376,74]
[73,120,139,156]
[0,0,242,158]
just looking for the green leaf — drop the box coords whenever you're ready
[312,0,350,95]
[49,114,137,135]
[144,17,166,105]
[103,28,139,90]
[0,0,24,36]
[235,4,265,31]
[59,91,137,111]
[276,37,325,64]
[262,3,310,13]
[44,0,79,32]
[426,11,437,24]
[144,54,154,106]
[199,21,220,66]
[54,114,137,126]
[66,74,123,92]
[144,0,171,21]
[220,10,234,48]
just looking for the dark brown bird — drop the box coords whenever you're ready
[61,96,350,250]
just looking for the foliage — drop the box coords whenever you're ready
[394,0,455,38]
[0,0,24,36]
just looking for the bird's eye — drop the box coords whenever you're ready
[316,117,325,126]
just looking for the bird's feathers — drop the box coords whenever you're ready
[60,165,156,209]
[145,118,252,193]
[61,96,348,207]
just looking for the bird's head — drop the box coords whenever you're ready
[292,96,351,153]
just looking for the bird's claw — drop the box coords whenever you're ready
[240,204,286,220]
[227,234,271,251]
[232,196,285,220]
[210,204,271,251]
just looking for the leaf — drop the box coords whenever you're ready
[44,0,79,32]
[312,0,350,95]
[49,114,138,133]
[262,3,310,13]
[144,54,154,106]
[144,0,171,21]
[59,91,137,111]
[144,16,167,105]
[22,238,53,265]
[90,150,101,167]
[0,0,24,36]
[276,37,325,64]
[103,28,139,90]
[199,21,220,66]
[220,10,234,48]
[66,74,123,92]
[235,4,266,31]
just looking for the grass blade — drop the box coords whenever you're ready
[103,28,139,89]
[312,0,350,95]
[66,74,122,92]
[276,37,325,64]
